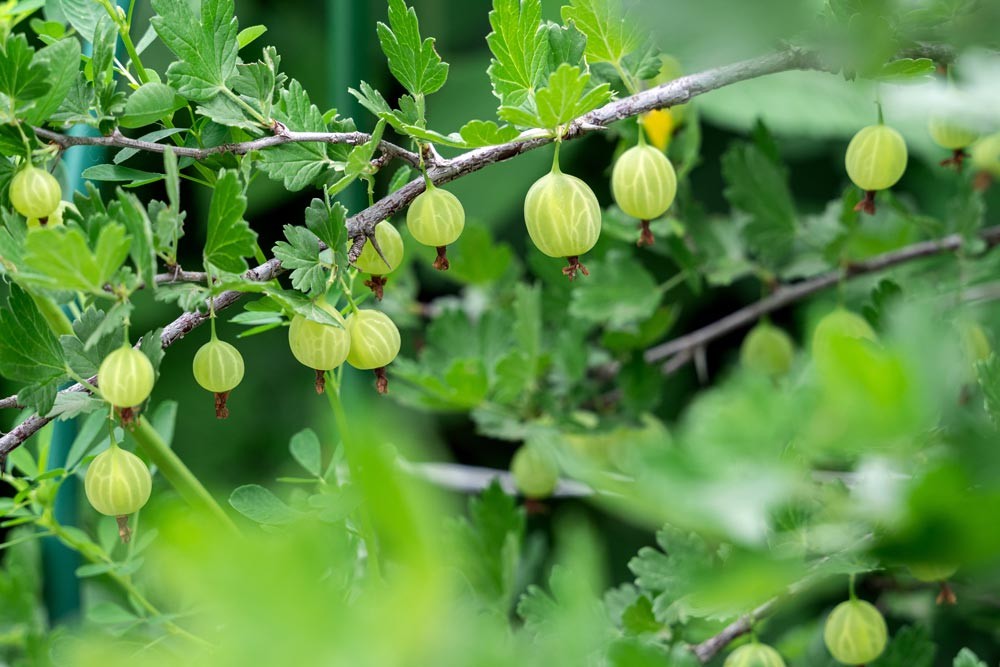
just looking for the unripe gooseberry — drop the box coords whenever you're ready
[192,338,245,418]
[928,117,978,151]
[724,643,786,667]
[98,345,155,414]
[84,444,152,542]
[524,164,601,279]
[406,184,465,271]
[288,301,350,393]
[823,599,888,665]
[346,309,401,394]
[353,221,404,276]
[740,322,795,378]
[970,133,1000,177]
[510,444,559,499]
[26,200,69,230]
[845,124,908,214]
[611,143,678,238]
[908,562,958,583]
[10,164,61,220]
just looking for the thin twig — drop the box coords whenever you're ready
[645,225,1000,372]
[33,127,422,167]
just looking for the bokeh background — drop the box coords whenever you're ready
[3,2,1000,661]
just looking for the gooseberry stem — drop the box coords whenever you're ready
[129,420,239,536]
[848,573,857,600]
[324,385,382,581]
[551,141,562,174]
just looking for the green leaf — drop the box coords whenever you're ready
[289,429,322,477]
[24,38,80,125]
[376,0,449,97]
[22,225,131,295]
[871,626,934,667]
[0,285,65,386]
[272,225,326,298]
[203,170,256,274]
[722,142,797,269]
[151,0,239,103]
[0,33,49,105]
[60,306,121,378]
[229,485,299,525]
[448,481,525,611]
[303,199,345,251]
[953,649,986,667]
[120,82,186,128]
[504,63,610,130]
[445,222,514,285]
[51,0,105,41]
[561,0,641,65]
[876,58,935,83]
[112,191,157,289]
[81,164,162,185]
[568,250,661,329]
[236,24,267,49]
[486,0,547,106]
[259,80,340,191]
[458,120,520,147]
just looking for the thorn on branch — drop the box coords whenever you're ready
[271,119,290,137]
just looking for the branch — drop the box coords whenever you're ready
[692,601,775,662]
[0,45,945,454]
[644,226,1000,372]
[33,126,422,167]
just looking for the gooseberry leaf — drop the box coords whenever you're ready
[21,224,131,295]
[229,485,299,525]
[376,0,449,97]
[272,225,327,298]
[486,0,547,106]
[120,82,187,128]
[151,0,239,104]
[0,285,66,387]
[60,307,122,378]
[953,649,986,667]
[289,428,322,477]
[203,170,256,274]
[458,120,520,147]
[0,34,49,106]
[111,191,157,290]
[520,63,610,130]
[303,199,345,251]
[24,38,81,126]
[870,626,934,667]
[568,250,661,329]
[561,0,642,66]
[722,141,797,269]
[259,80,348,191]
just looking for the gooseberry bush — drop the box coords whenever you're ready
[0,0,999,665]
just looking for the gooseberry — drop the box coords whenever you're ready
[970,133,1000,182]
[98,345,156,419]
[288,301,351,393]
[84,443,152,542]
[10,164,61,220]
[524,158,601,279]
[823,599,888,665]
[346,309,401,394]
[352,221,404,300]
[740,322,795,378]
[845,124,908,214]
[192,337,245,418]
[406,183,465,271]
[723,643,786,667]
[611,142,677,247]
[510,443,559,499]
[26,200,69,230]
